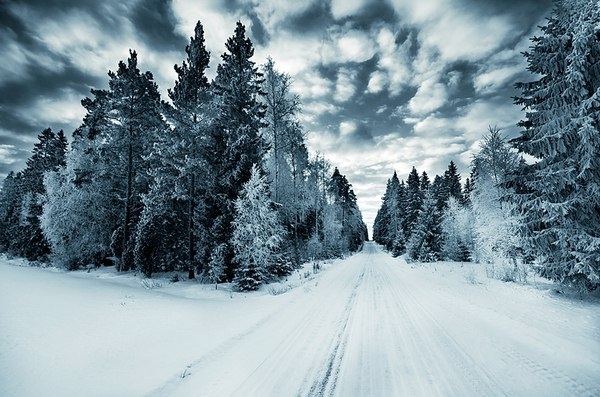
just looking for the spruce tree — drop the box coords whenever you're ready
[0,172,19,251]
[326,167,367,255]
[420,171,430,191]
[373,171,405,255]
[462,177,473,206]
[403,166,422,240]
[443,161,463,204]
[512,0,600,289]
[407,190,442,262]
[233,165,285,291]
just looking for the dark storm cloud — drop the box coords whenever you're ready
[353,122,374,142]
[0,111,43,138]
[0,63,100,108]
[338,1,398,30]
[464,0,554,24]
[0,3,37,48]
[130,0,187,51]
[1,0,129,33]
[284,2,332,34]
[0,62,98,146]
[247,10,271,46]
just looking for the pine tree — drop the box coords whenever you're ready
[462,177,474,206]
[325,167,367,255]
[108,50,165,271]
[232,165,285,291]
[431,174,446,210]
[511,0,600,289]
[42,51,164,270]
[202,21,267,280]
[372,171,406,255]
[136,21,213,279]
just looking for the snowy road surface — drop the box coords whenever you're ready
[1,243,599,396]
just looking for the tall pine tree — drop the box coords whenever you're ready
[42,51,165,270]
[202,22,267,280]
[135,21,213,278]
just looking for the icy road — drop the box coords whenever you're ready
[1,242,599,396]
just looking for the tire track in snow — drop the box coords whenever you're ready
[228,259,368,397]
[304,261,367,396]
[143,299,297,397]
[146,252,369,397]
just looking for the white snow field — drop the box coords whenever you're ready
[1,242,599,397]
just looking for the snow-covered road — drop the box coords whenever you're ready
[1,243,599,396]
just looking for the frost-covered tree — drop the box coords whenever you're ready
[304,153,331,257]
[42,161,117,269]
[270,120,310,266]
[511,0,600,289]
[207,244,227,288]
[441,197,473,262]
[232,165,285,291]
[2,128,68,261]
[262,58,300,204]
[471,127,523,277]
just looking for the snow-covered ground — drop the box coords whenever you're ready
[1,243,599,397]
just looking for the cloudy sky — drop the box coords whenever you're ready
[0,0,553,232]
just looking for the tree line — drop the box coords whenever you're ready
[0,21,367,290]
[374,0,600,291]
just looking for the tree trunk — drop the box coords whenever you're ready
[121,138,134,271]
[188,172,196,279]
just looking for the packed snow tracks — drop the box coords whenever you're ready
[146,242,600,397]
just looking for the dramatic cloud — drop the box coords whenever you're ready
[0,0,555,233]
